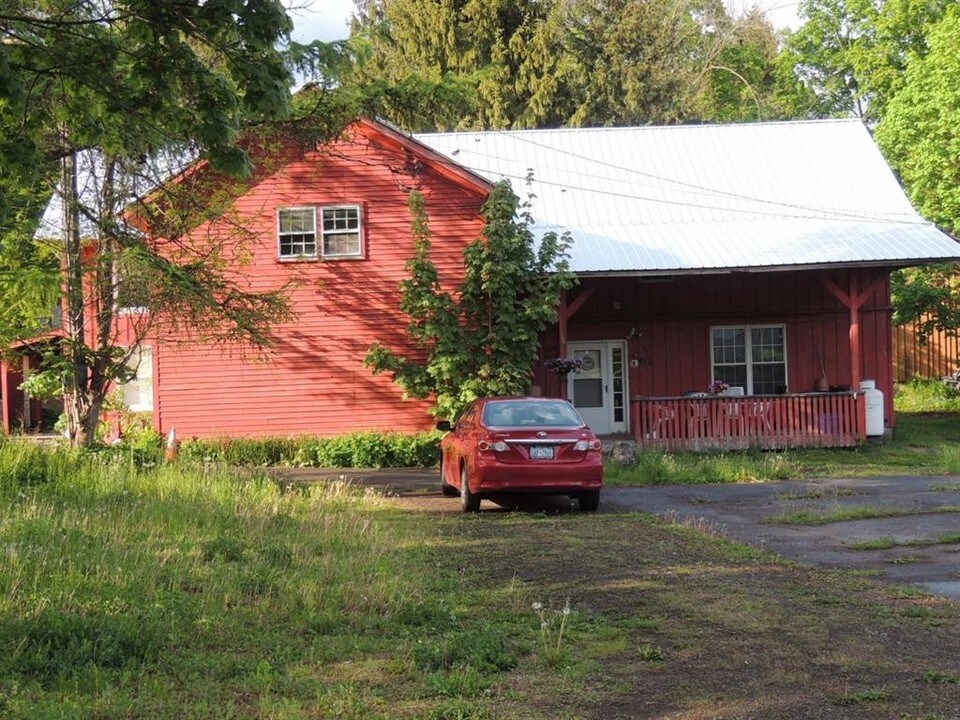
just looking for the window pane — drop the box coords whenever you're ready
[713,328,745,364]
[714,365,747,388]
[753,364,786,395]
[321,207,361,257]
[323,207,359,231]
[323,233,360,257]
[573,379,603,407]
[279,208,314,233]
[751,327,785,363]
[278,208,317,258]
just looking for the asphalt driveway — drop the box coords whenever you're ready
[274,468,960,600]
[604,476,960,600]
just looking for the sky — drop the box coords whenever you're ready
[285,0,803,44]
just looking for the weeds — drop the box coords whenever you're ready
[834,686,891,705]
[764,505,960,525]
[930,482,960,492]
[637,644,666,662]
[849,538,897,550]
[920,669,960,684]
[849,533,960,550]
[532,600,572,667]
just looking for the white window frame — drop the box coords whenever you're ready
[277,206,318,260]
[710,324,788,395]
[320,205,364,259]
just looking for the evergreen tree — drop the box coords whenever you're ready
[346,0,786,129]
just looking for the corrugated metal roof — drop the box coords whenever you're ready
[415,120,960,274]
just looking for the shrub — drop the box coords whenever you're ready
[179,431,441,468]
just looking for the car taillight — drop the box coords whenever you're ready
[575,439,602,452]
[478,440,508,452]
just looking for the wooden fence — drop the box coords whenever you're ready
[632,393,865,451]
[894,319,960,382]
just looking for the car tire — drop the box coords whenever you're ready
[578,490,600,512]
[440,457,458,497]
[460,465,480,513]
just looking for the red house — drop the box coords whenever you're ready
[4,118,959,449]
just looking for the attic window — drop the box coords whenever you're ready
[321,206,363,258]
[277,206,363,260]
[278,207,317,259]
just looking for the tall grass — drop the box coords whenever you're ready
[894,376,960,413]
[0,440,485,718]
[604,448,800,485]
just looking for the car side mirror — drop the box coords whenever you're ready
[436,420,452,432]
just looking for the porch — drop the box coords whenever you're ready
[631,392,866,451]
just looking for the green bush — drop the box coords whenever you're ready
[179,431,441,468]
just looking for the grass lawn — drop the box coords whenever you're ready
[1,440,959,719]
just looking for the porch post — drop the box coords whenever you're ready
[822,271,887,392]
[21,355,32,429]
[849,304,862,389]
[1,360,9,434]
[558,293,568,399]
[557,287,595,400]
[558,293,568,361]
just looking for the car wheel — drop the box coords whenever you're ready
[440,457,458,497]
[460,465,480,513]
[578,490,600,512]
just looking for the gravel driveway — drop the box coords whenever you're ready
[274,467,960,600]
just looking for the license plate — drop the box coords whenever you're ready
[529,445,554,460]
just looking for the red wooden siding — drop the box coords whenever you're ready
[150,129,487,439]
[533,268,895,430]
[633,393,866,450]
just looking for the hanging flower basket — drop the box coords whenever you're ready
[544,357,583,375]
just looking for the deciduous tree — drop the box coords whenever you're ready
[366,181,576,419]
[874,6,960,340]
[0,1,298,445]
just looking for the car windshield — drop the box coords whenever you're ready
[482,400,585,428]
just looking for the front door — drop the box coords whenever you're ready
[566,341,628,435]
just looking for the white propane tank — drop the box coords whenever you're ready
[859,380,884,436]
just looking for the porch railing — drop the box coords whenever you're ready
[631,393,866,451]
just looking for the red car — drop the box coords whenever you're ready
[437,397,603,513]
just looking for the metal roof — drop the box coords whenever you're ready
[415,120,960,275]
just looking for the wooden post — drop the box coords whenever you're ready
[821,271,887,393]
[1,360,9,434]
[556,287,594,400]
